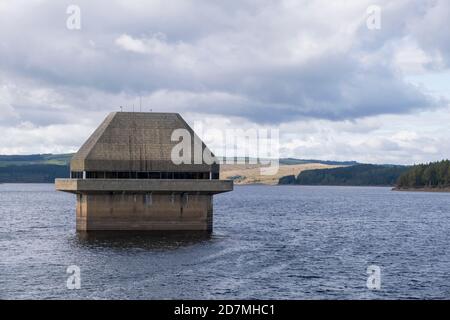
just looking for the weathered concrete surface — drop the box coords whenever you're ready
[56,112,233,232]
[70,112,219,173]
[76,193,214,231]
[56,179,233,194]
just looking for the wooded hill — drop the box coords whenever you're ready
[396,160,450,189]
[279,164,409,186]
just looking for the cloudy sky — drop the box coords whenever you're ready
[0,0,449,164]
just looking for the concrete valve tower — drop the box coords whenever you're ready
[56,112,233,232]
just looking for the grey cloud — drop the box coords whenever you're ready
[0,0,448,127]
[407,0,450,68]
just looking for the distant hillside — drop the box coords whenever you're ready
[221,163,344,185]
[0,164,70,183]
[219,157,358,166]
[396,160,450,190]
[279,158,359,166]
[280,164,409,186]
[0,154,72,183]
[0,154,357,184]
[0,153,360,184]
[0,154,72,167]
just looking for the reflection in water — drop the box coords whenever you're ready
[75,231,212,250]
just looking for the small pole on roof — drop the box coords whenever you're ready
[139,95,142,112]
[120,106,123,112]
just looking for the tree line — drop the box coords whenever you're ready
[279,164,409,186]
[396,160,450,189]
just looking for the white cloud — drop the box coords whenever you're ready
[115,33,172,55]
[115,34,149,54]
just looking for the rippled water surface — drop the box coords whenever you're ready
[1,184,449,299]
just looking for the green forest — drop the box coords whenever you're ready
[396,160,450,189]
[280,164,409,186]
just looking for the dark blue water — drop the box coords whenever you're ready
[1,184,449,299]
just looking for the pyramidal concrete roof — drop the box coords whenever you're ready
[71,112,218,172]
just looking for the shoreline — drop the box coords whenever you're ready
[393,187,450,193]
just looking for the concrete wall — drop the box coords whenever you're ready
[76,193,213,232]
